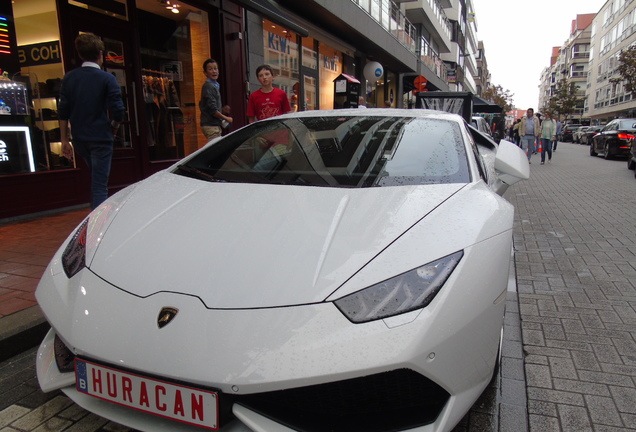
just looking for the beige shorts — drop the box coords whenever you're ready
[202,126,222,141]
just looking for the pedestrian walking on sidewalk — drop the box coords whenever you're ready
[513,118,521,145]
[519,108,540,163]
[540,112,556,165]
[59,32,126,210]
[554,118,562,151]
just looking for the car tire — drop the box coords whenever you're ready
[604,145,613,160]
[590,144,598,156]
[628,158,636,170]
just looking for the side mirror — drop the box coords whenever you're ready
[495,140,530,186]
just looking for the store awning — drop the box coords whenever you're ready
[235,0,309,37]
[473,95,504,114]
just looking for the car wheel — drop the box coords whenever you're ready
[628,158,636,170]
[604,145,613,160]
[590,143,598,156]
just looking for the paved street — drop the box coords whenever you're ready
[0,140,634,431]
[507,141,636,431]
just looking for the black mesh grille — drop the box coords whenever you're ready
[54,334,76,373]
[235,369,449,432]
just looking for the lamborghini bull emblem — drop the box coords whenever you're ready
[157,307,179,329]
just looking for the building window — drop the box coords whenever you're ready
[263,19,299,112]
[318,42,342,110]
[9,0,67,174]
[136,2,210,160]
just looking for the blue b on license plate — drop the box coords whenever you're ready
[75,359,218,430]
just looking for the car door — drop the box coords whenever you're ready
[596,121,614,153]
[605,121,620,154]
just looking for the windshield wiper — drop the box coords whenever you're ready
[175,164,218,182]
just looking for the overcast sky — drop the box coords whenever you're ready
[471,0,607,110]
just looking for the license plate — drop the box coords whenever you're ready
[75,359,218,430]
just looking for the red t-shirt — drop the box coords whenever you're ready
[247,87,292,120]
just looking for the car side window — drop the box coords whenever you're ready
[464,123,490,183]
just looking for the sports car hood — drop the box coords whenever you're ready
[87,172,466,309]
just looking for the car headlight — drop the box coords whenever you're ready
[62,218,89,278]
[334,251,464,323]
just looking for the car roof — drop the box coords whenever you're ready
[274,108,466,123]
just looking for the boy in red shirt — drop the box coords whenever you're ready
[247,65,292,123]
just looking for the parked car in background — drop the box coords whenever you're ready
[561,124,581,142]
[590,118,636,159]
[35,109,530,432]
[573,126,589,143]
[581,126,603,145]
[628,137,636,175]
[472,116,492,137]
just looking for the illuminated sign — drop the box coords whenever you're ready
[18,41,62,66]
[0,127,35,173]
[268,33,292,54]
[0,16,11,55]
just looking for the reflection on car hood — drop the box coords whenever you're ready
[89,172,466,308]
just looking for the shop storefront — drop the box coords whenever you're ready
[253,15,399,111]
[254,17,360,114]
[3,0,407,219]
[2,0,246,219]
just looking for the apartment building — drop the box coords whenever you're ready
[538,47,561,112]
[473,41,491,98]
[587,0,636,121]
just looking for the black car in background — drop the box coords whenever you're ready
[581,126,603,145]
[560,124,581,142]
[590,118,636,159]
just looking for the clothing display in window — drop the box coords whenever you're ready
[142,70,183,160]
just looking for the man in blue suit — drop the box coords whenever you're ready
[59,33,125,209]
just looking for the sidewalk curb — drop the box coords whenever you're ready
[0,306,49,362]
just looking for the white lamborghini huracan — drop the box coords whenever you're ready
[36,109,529,432]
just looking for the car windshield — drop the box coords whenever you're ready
[175,116,471,188]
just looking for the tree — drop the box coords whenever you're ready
[545,78,581,121]
[540,97,559,119]
[482,84,514,113]
[610,45,636,98]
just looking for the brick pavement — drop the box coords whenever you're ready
[506,143,636,431]
[0,347,133,432]
[0,208,90,318]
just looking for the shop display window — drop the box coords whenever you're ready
[302,37,317,70]
[136,2,210,159]
[8,0,71,173]
[318,42,343,110]
[263,20,299,113]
